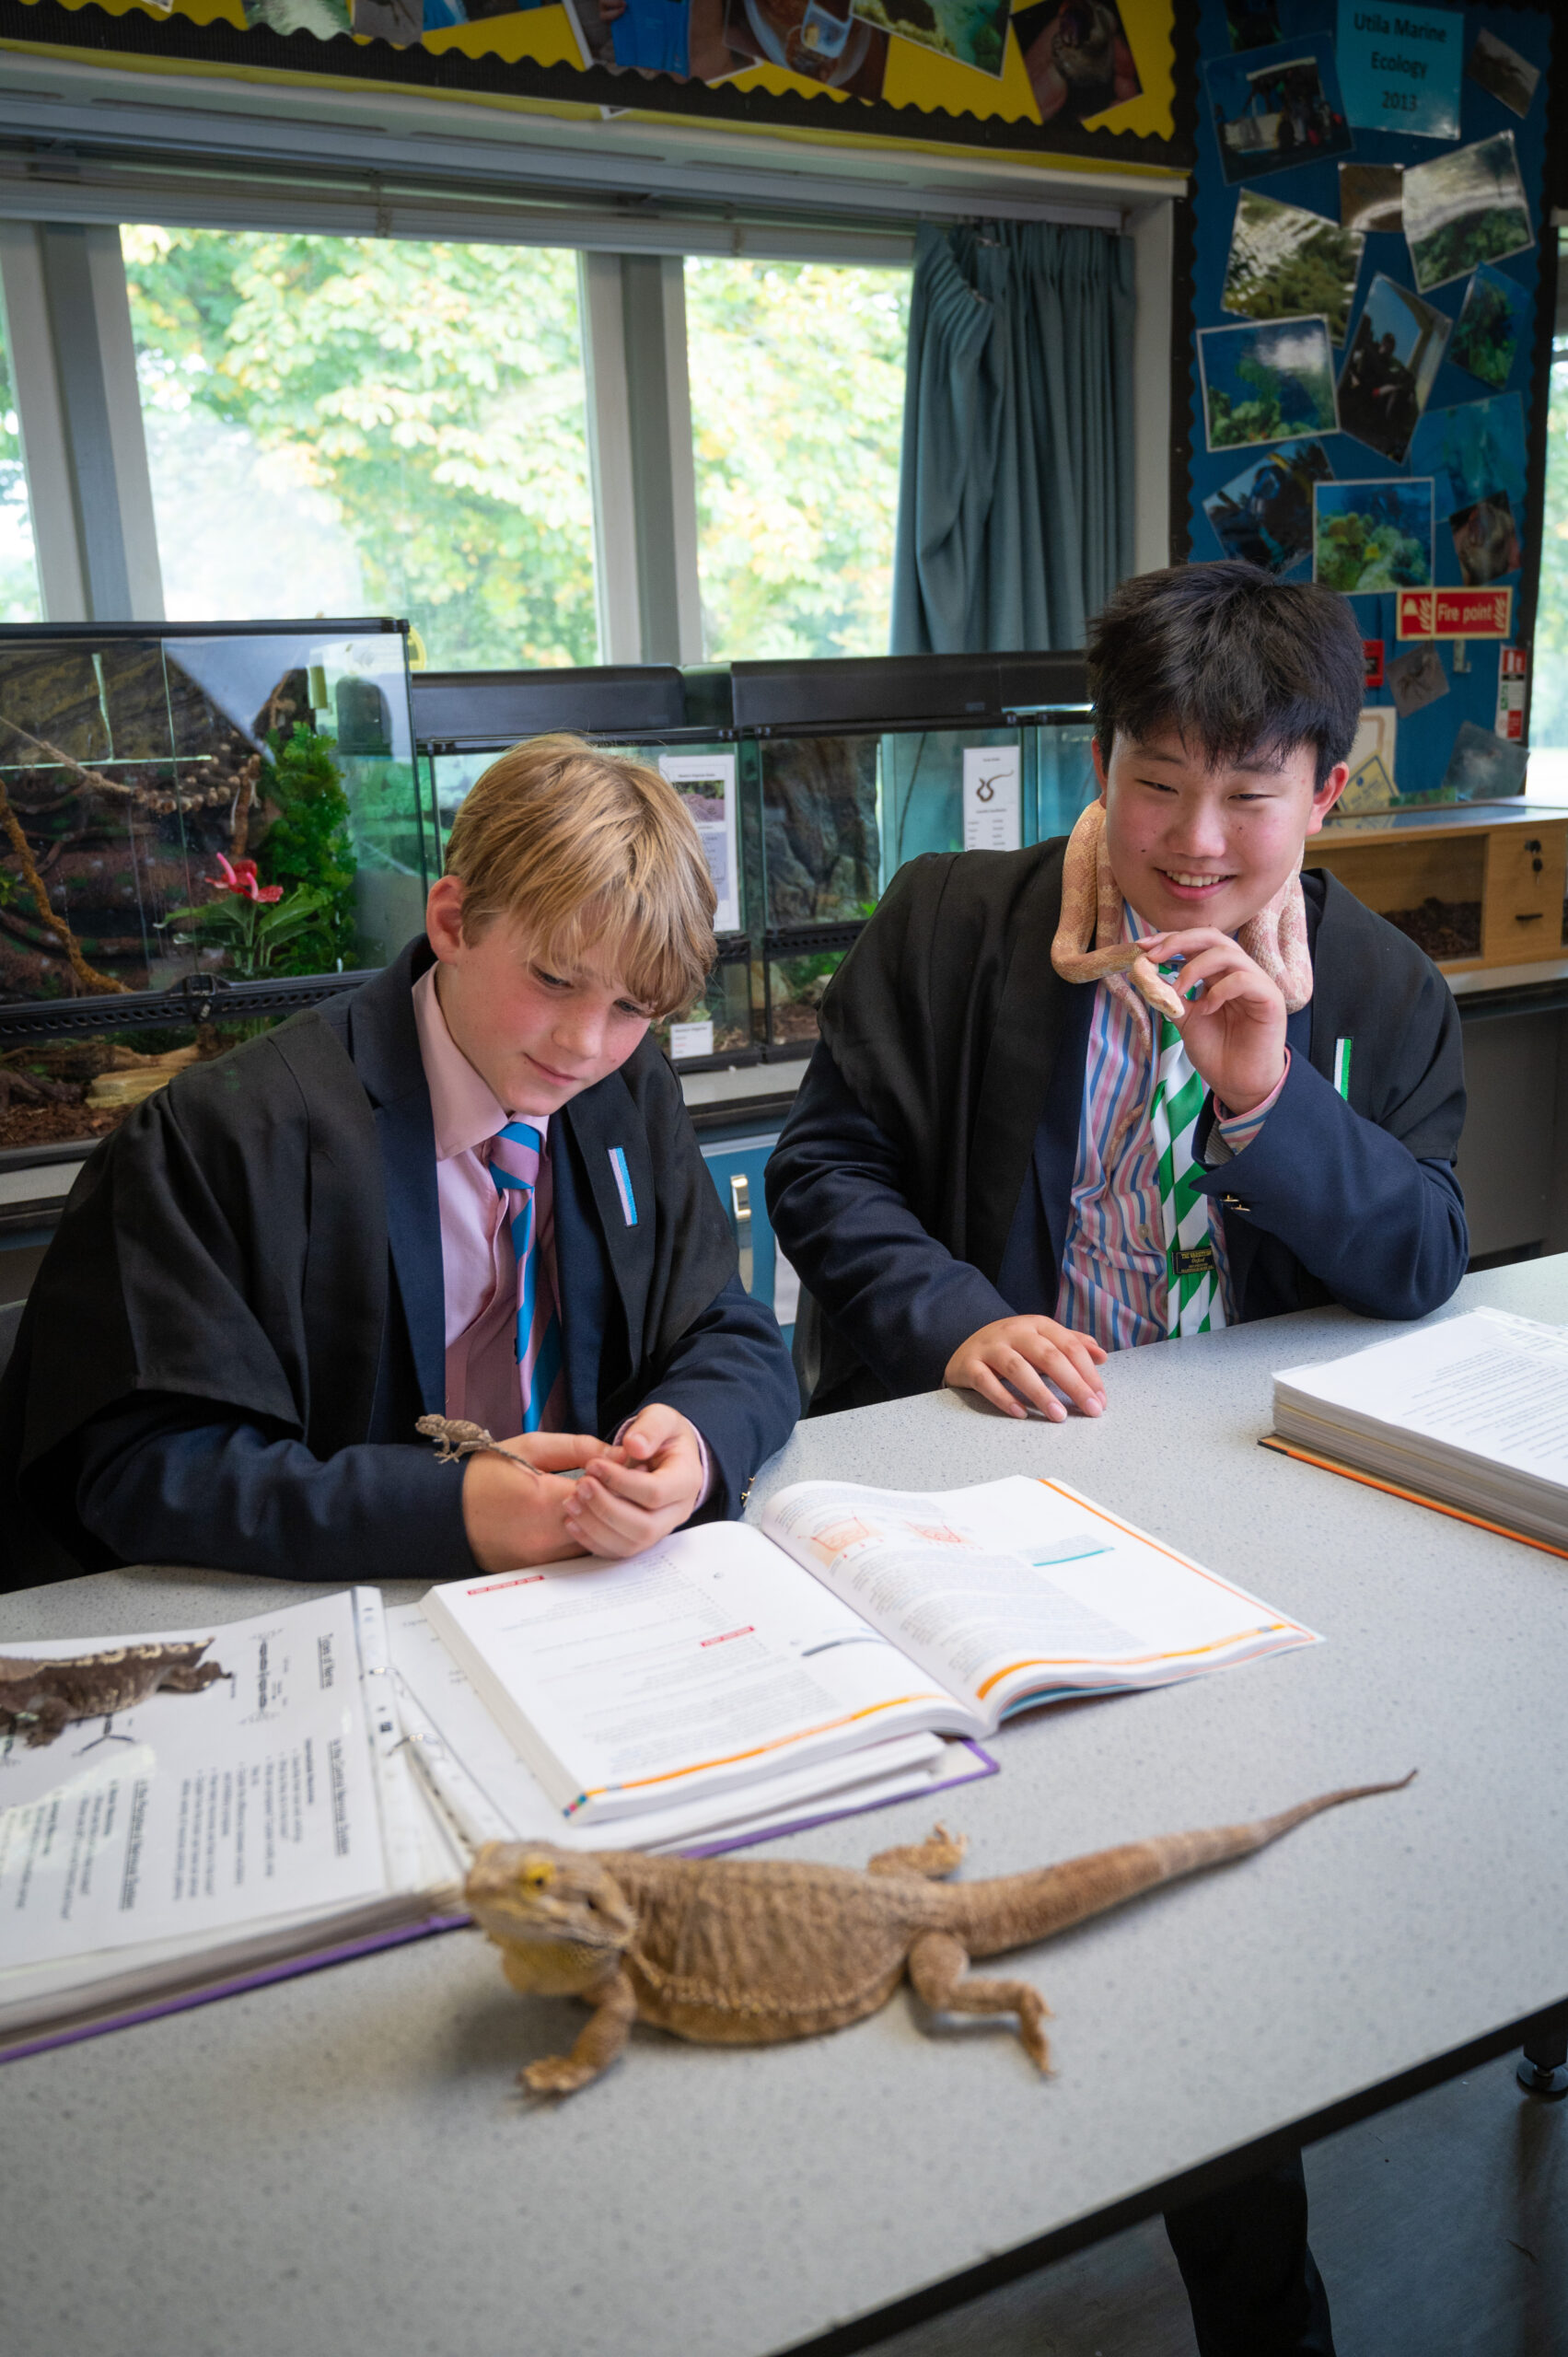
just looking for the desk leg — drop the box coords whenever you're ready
[1516,2005,1568,2098]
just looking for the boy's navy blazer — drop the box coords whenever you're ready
[767,840,1469,1417]
[2,939,796,1586]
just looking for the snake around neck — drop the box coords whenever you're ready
[1048,800,1313,1021]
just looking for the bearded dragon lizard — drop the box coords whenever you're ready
[464,1773,1414,2095]
[0,1641,226,1747]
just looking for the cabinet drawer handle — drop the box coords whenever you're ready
[1515,911,1545,923]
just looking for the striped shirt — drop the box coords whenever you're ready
[1054,906,1288,1351]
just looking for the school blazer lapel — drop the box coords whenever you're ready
[342,946,447,1417]
[1218,877,1325,1318]
[560,1074,656,1382]
[966,857,1084,1283]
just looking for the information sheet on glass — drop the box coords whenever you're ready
[659,752,740,933]
[962,745,1022,852]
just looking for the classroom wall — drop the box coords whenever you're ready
[1178,0,1553,807]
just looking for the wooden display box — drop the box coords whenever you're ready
[1311,802,1568,974]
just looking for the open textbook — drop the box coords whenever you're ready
[421,1475,1319,1828]
[1270,1307,1568,1550]
[387,1609,992,1859]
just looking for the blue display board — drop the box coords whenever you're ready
[1184,0,1552,807]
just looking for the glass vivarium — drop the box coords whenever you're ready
[411,656,1096,1068]
[0,622,422,1004]
[761,720,1098,1049]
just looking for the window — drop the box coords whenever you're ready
[0,300,40,622]
[122,227,598,669]
[684,257,911,660]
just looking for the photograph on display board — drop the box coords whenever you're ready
[1340,707,1398,814]
[1403,133,1533,295]
[1441,718,1528,803]
[1407,393,1527,517]
[1221,192,1364,344]
[1339,750,1395,814]
[352,0,546,30]
[1223,0,1280,51]
[1313,479,1434,596]
[1449,264,1527,391]
[1339,163,1403,238]
[1202,440,1334,574]
[850,0,1006,75]
[1204,38,1353,187]
[1387,644,1448,720]
[1199,318,1338,451]
[721,0,887,90]
[1335,273,1448,465]
[1465,29,1539,121]
[1008,0,1143,125]
[1450,492,1522,588]
[247,0,350,30]
[563,0,747,73]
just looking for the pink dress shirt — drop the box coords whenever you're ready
[412,966,712,1497]
[1054,903,1290,1351]
[412,966,563,1440]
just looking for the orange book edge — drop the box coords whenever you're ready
[1258,1434,1568,1563]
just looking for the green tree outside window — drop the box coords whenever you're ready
[122,227,598,671]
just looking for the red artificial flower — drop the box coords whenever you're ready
[204,853,283,905]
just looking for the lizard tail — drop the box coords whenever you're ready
[946,1774,1416,1959]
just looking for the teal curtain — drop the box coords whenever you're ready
[890,221,1135,655]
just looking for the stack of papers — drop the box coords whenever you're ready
[1272,1308,1568,1549]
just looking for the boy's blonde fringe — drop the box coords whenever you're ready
[442,734,717,1020]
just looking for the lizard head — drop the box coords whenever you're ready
[464,1843,638,1956]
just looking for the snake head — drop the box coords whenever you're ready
[1131,956,1190,1026]
[465,1842,638,1956]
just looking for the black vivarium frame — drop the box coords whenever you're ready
[412,652,1093,1074]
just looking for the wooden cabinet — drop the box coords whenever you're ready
[1309,803,1568,973]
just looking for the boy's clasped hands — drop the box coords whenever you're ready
[461,1403,707,1572]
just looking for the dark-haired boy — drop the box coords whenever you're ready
[767,562,1466,2356]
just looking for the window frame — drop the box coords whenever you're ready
[0,178,1173,646]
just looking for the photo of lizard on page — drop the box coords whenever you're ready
[769,559,1468,1427]
[767,561,1468,2357]
[2,736,798,1589]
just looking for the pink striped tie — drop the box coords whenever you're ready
[488,1120,563,1434]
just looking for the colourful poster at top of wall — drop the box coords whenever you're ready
[1334,2,1462,142]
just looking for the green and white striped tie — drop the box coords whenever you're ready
[1149,1004,1225,1341]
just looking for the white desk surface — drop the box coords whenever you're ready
[4,1260,1567,2357]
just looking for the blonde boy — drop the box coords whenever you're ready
[4,736,797,1586]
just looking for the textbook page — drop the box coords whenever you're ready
[387,1608,977,1857]
[420,1523,970,1824]
[1273,1308,1568,1538]
[758,1476,1318,1723]
[0,1591,395,1972]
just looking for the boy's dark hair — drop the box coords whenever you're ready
[1086,562,1364,788]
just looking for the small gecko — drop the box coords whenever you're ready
[417,1415,537,1471]
[0,1642,226,1748]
